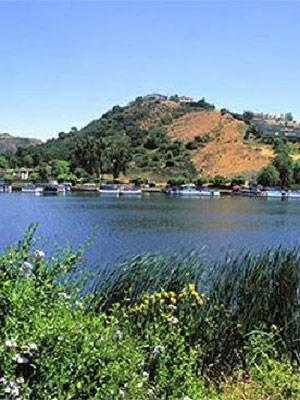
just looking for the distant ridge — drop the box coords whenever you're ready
[0,133,41,154]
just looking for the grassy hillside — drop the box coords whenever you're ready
[15,96,274,181]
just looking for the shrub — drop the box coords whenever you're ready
[3,228,300,398]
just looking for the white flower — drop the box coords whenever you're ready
[16,377,25,384]
[34,250,45,259]
[113,330,123,340]
[153,345,164,355]
[58,292,70,300]
[137,381,143,388]
[0,377,7,384]
[169,316,179,325]
[142,371,149,380]
[4,381,20,397]
[5,339,17,349]
[12,354,29,364]
[167,304,177,311]
[20,261,33,277]
[28,343,38,352]
[75,300,83,308]
[183,396,192,400]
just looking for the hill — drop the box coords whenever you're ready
[0,133,41,154]
[14,95,274,180]
[168,109,273,177]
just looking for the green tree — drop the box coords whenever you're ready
[257,164,280,187]
[293,161,300,184]
[23,154,34,168]
[36,164,51,182]
[73,136,103,175]
[0,155,9,169]
[273,152,293,188]
[28,171,41,183]
[3,173,13,183]
[212,175,229,187]
[230,175,246,186]
[104,136,131,180]
[51,160,70,177]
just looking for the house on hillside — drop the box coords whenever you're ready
[144,93,168,101]
[13,168,33,181]
[179,96,194,103]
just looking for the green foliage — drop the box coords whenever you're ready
[103,135,131,179]
[3,173,13,183]
[73,136,102,175]
[273,151,293,188]
[51,159,70,177]
[15,96,207,180]
[230,175,246,186]
[3,229,300,398]
[257,164,280,187]
[211,175,229,187]
[0,155,9,169]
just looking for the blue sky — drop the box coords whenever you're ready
[0,1,299,140]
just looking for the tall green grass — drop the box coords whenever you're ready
[95,244,300,372]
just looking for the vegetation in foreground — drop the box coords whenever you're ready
[2,227,300,398]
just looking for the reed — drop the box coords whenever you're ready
[95,245,300,372]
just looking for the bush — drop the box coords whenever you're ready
[3,228,300,398]
[211,175,229,187]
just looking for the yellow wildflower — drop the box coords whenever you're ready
[189,283,196,292]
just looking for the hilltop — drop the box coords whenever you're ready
[12,94,275,181]
[0,133,41,154]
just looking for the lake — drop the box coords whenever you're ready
[1,192,300,269]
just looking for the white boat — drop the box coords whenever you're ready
[287,191,300,199]
[177,184,220,197]
[99,184,120,195]
[21,184,43,195]
[263,190,286,198]
[119,186,142,196]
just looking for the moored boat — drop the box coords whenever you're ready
[99,184,120,195]
[177,184,220,197]
[21,183,43,195]
[43,184,66,195]
[119,185,142,196]
[262,190,286,198]
[287,191,300,199]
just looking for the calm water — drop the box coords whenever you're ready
[1,192,300,269]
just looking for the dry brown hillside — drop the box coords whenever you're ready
[168,110,273,178]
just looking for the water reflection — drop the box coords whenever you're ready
[0,193,299,269]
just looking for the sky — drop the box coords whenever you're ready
[0,1,300,140]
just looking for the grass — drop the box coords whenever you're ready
[2,226,300,398]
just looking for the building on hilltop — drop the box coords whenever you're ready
[144,93,168,101]
[178,96,194,103]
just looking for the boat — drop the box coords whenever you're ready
[177,184,220,197]
[119,185,142,196]
[0,182,12,193]
[43,184,66,195]
[262,190,286,198]
[62,182,72,192]
[21,183,43,195]
[287,191,300,199]
[99,184,120,195]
